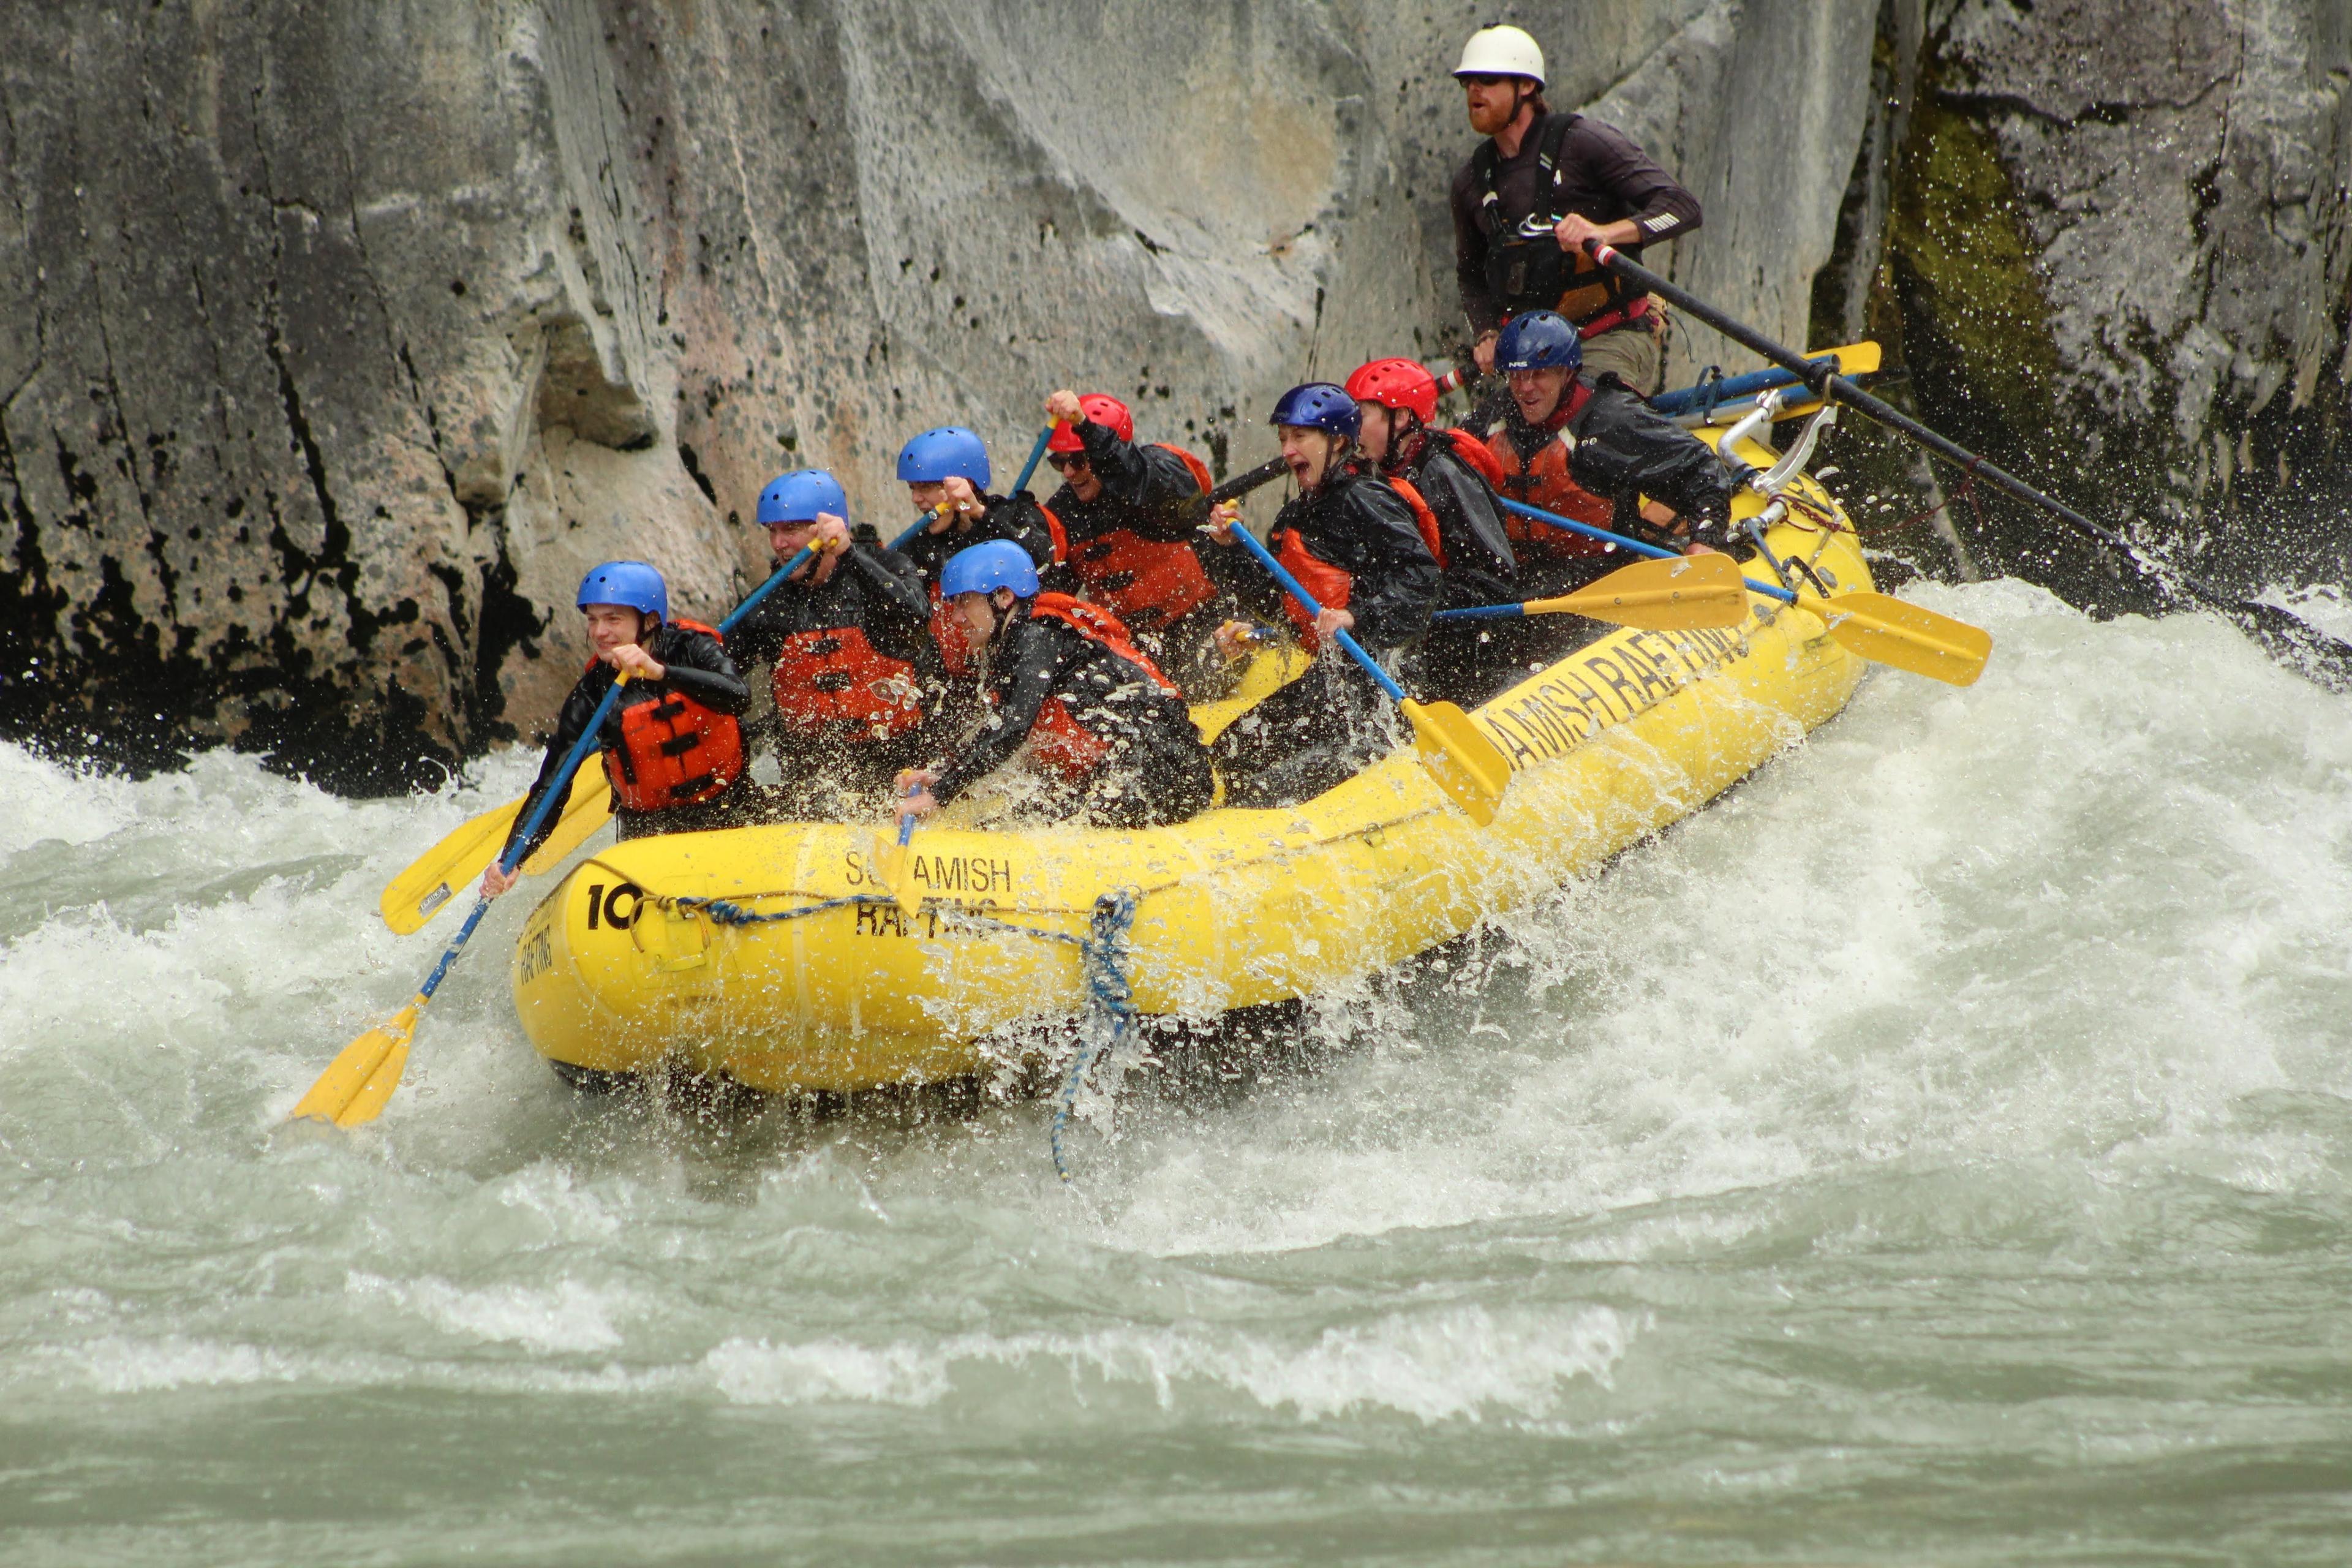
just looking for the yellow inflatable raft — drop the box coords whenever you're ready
[510,466,1874,1093]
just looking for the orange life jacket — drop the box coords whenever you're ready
[595,619,745,813]
[1066,446,1218,632]
[1272,527,1354,651]
[1389,477,1448,570]
[1483,393,1615,558]
[1436,426,1507,490]
[1019,593,1180,780]
[769,626,924,741]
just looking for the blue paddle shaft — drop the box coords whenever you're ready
[1227,526,1409,703]
[1649,357,1836,420]
[1496,497,1795,606]
[1432,603,1528,622]
[1009,423,1056,499]
[725,502,952,636]
[422,676,628,1006]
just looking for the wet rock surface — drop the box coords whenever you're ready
[1849,0,2352,601]
[1,0,2345,788]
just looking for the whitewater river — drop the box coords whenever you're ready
[4,579,2350,1564]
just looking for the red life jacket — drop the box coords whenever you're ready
[1270,480,1446,651]
[769,626,924,741]
[1434,426,1507,489]
[1389,476,1448,570]
[1066,445,1218,632]
[1019,593,1179,780]
[1483,385,1614,557]
[595,619,745,813]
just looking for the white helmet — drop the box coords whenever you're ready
[1453,24,1545,88]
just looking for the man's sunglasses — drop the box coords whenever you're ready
[1045,452,1091,472]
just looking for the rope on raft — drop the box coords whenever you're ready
[642,884,1142,1183]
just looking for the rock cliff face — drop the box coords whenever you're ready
[1821,0,2352,602]
[2,0,2344,788]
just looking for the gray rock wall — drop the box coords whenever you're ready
[6,0,2339,788]
[1860,0,2352,597]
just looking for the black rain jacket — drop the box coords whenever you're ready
[932,600,1202,804]
[1494,373,1737,549]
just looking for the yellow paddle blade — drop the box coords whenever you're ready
[1525,554,1750,630]
[521,772,614,875]
[1810,590,1991,687]
[290,999,421,1127]
[380,807,514,934]
[1402,699,1510,827]
[379,773,614,933]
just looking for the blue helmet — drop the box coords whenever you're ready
[757,468,847,526]
[577,560,667,620]
[1268,382,1360,441]
[1494,311,1582,373]
[896,426,991,488]
[938,539,1039,600]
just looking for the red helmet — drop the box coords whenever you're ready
[1047,393,1134,453]
[1343,358,1439,423]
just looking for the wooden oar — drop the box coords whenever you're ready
[1578,236,2352,687]
[376,503,957,930]
[1225,526,1511,825]
[1431,554,1749,630]
[1498,497,1991,687]
[295,676,630,1128]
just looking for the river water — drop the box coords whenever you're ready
[4,578,2350,1565]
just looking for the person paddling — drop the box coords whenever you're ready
[1203,384,1442,807]
[1038,388,1237,696]
[1450,24,1700,394]
[1345,356,1562,703]
[725,469,943,811]
[1483,311,1740,598]
[895,424,1066,680]
[892,540,1214,829]
[482,562,750,895]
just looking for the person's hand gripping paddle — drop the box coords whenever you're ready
[294,675,629,1128]
[1222,524,1511,826]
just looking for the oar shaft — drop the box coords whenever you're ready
[1431,602,1528,622]
[417,896,494,1004]
[1585,240,2241,614]
[1226,527,1408,703]
[500,677,629,879]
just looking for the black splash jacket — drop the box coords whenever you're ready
[724,527,941,685]
[1046,417,1208,548]
[1391,429,1518,606]
[1496,374,1737,548]
[1450,111,1703,334]
[1210,465,1443,654]
[505,622,750,863]
[931,601,1199,805]
[900,492,1066,591]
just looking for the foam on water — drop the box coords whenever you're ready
[4,580,2351,1563]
